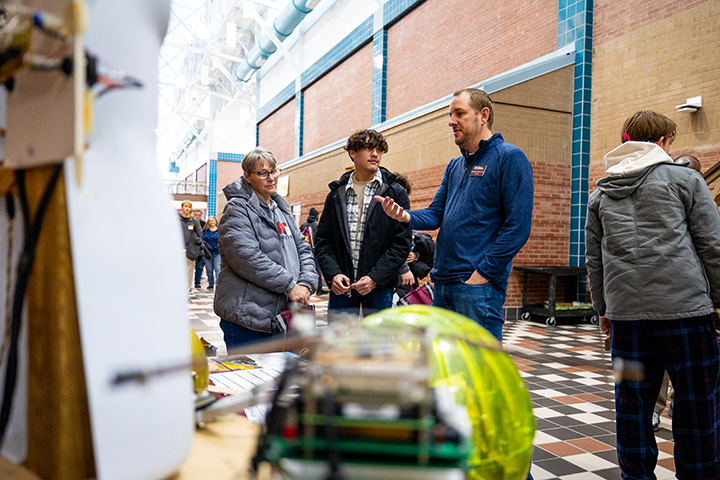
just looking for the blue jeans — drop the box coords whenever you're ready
[206,254,221,287]
[433,282,506,342]
[220,319,273,352]
[328,288,393,320]
[194,257,206,285]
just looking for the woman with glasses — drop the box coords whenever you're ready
[214,147,318,350]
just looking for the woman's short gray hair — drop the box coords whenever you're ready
[243,147,277,173]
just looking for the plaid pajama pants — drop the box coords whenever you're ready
[611,315,720,480]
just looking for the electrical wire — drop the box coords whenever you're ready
[0,165,63,447]
[0,193,15,363]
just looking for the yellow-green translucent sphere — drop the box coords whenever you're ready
[363,305,535,480]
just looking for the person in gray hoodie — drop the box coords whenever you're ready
[214,148,318,350]
[585,110,720,479]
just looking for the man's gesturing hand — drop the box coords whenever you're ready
[373,195,411,223]
[351,276,377,296]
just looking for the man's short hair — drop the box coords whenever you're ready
[344,129,388,158]
[454,88,494,129]
[242,147,277,173]
[181,200,193,208]
[621,110,676,144]
[675,154,702,173]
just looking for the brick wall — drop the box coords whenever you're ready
[216,161,244,192]
[385,0,557,119]
[284,67,573,308]
[303,43,373,154]
[215,161,245,218]
[594,0,711,45]
[590,1,720,186]
[257,97,295,164]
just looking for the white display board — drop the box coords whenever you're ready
[63,1,194,479]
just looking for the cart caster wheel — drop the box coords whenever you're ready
[546,317,557,326]
[590,315,599,325]
[521,312,531,321]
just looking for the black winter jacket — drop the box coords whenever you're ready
[180,214,203,260]
[315,168,411,289]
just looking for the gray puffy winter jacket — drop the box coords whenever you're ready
[586,161,720,320]
[213,177,318,332]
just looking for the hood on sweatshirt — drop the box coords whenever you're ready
[597,142,686,200]
[603,141,674,175]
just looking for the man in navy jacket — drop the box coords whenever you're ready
[377,88,534,341]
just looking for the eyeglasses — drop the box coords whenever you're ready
[253,168,280,179]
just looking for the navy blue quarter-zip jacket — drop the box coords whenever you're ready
[410,133,533,293]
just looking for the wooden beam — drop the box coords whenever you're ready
[23,165,95,479]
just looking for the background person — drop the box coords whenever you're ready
[392,173,416,297]
[653,153,703,431]
[202,216,221,291]
[179,200,203,292]
[586,110,720,479]
[193,209,207,288]
[299,207,319,233]
[299,207,325,294]
[674,153,701,172]
[214,148,318,350]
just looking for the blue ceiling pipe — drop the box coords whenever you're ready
[234,0,320,82]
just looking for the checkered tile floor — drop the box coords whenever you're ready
[188,291,677,479]
[505,320,676,480]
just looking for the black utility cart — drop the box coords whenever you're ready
[514,266,598,326]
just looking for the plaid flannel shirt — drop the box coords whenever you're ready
[345,169,383,280]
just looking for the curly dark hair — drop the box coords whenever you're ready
[344,129,388,157]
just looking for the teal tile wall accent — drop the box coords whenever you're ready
[371,28,388,126]
[217,152,244,162]
[383,0,427,26]
[208,159,217,217]
[559,0,593,269]
[295,91,304,157]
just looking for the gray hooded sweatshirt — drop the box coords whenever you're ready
[213,177,318,332]
[586,142,720,320]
